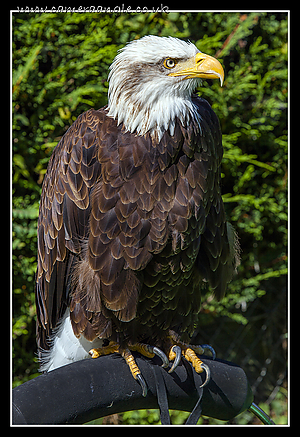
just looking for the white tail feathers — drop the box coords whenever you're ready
[39,309,103,372]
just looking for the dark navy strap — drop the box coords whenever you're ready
[151,363,204,425]
[185,387,203,425]
[152,365,171,425]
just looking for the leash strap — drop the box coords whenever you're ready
[152,365,171,425]
[184,386,203,425]
[151,364,203,425]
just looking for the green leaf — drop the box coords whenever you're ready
[12,43,43,97]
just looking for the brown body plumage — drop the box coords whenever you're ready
[35,36,239,372]
[36,96,236,350]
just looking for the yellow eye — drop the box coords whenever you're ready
[163,58,177,69]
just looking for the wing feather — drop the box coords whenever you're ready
[36,109,103,349]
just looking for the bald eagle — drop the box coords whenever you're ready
[36,35,239,395]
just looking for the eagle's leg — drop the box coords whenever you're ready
[89,342,148,396]
[166,330,216,388]
[123,343,169,396]
[89,341,169,397]
[122,348,148,397]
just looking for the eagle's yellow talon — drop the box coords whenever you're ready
[168,345,177,362]
[89,348,100,359]
[168,345,181,373]
[122,348,148,396]
[122,348,141,379]
[129,343,155,359]
[165,330,214,383]
[89,341,119,358]
[183,347,204,373]
[88,334,212,393]
[89,341,168,397]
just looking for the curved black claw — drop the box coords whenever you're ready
[152,346,169,368]
[136,373,147,397]
[200,344,216,360]
[199,363,210,389]
[168,345,182,373]
[193,344,216,360]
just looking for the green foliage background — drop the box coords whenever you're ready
[12,12,288,424]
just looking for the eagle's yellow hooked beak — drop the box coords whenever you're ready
[168,52,224,86]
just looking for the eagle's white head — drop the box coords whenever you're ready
[107,35,224,141]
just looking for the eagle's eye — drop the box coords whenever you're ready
[163,58,177,69]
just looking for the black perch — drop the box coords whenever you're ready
[12,355,253,425]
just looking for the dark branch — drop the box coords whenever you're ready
[12,354,253,425]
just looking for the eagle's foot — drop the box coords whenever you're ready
[89,341,169,397]
[166,330,216,388]
[128,342,169,368]
[122,348,148,397]
[89,342,147,396]
[124,343,169,396]
[89,341,119,358]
